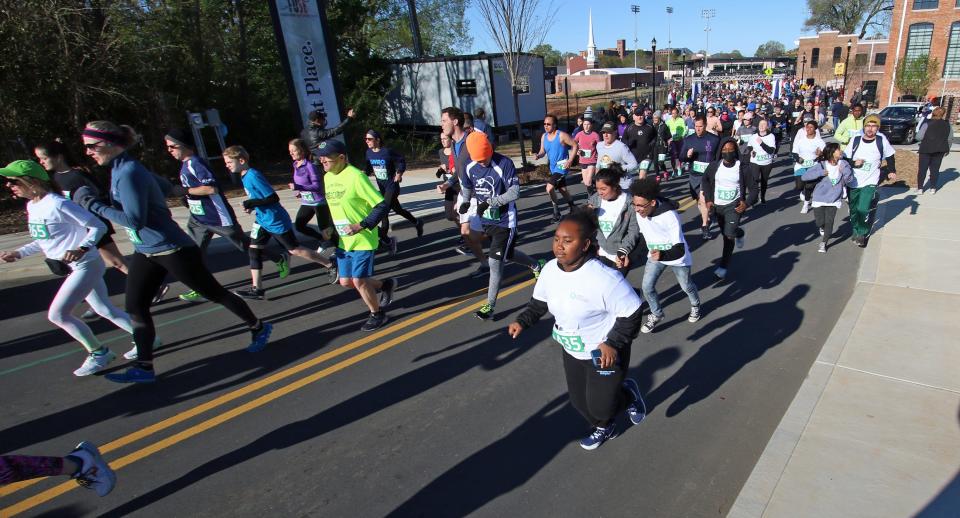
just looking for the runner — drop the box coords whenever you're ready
[507,210,645,451]
[629,177,701,333]
[666,107,687,174]
[460,132,544,320]
[748,119,778,204]
[573,117,600,194]
[769,104,789,153]
[532,114,578,223]
[1,442,115,496]
[800,143,856,253]
[679,116,721,240]
[702,137,759,279]
[622,108,655,179]
[437,107,486,266]
[843,114,896,247]
[288,138,334,251]
[0,160,138,376]
[77,121,273,383]
[791,120,826,214]
[833,103,865,146]
[587,166,639,274]
[436,132,462,239]
[650,111,672,182]
[364,129,424,254]
[316,139,396,331]
[596,122,638,189]
[734,112,758,159]
[225,145,338,299]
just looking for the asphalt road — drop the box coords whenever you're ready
[0,156,861,517]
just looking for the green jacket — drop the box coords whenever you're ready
[834,115,864,145]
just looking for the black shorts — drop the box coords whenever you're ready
[484,225,518,261]
[444,184,460,202]
[251,227,299,250]
[547,173,567,188]
[689,174,704,200]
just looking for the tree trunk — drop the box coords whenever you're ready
[512,90,527,165]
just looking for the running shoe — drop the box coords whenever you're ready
[930,188,938,195]
[378,278,397,308]
[688,305,702,323]
[152,283,169,304]
[361,311,388,332]
[700,226,710,241]
[912,188,922,196]
[551,212,562,224]
[454,244,471,256]
[579,423,619,450]
[123,337,162,361]
[327,263,340,285]
[178,290,206,303]
[469,265,490,278]
[531,258,547,279]
[819,228,825,236]
[622,378,647,425]
[80,309,101,322]
[389,236,398,256]
[714,266,727,279]
[415,219,425,238]
[105,366,156,384]
[856,236,868,248]
[236,287,265,300]
[276,253,290,279]
[818,242,827,253]
[800,201,811,214]
[247,322,273,352]
[475,303,494,321]
[735,234,745,249]
[68,442,116,497]
[73,348,116,377]
[640,314,661,334]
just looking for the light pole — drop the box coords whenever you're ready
[651,37,657,109]
[701,9,715,75]
[800,53,807,83]
[841,38,852,102]
[666,6,673,84]
[681,51,686,100]
[632,5,640,103]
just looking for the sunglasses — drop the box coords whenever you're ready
[83,142,105,150]
[166,144,180,150]
[364,137,375,141]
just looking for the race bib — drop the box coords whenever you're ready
[657,153,667,162]
[334,218,352,235]
[685,128,695,136]
[639,160,651,170]
[62,191,71,200]
[754,153,772,162]
[552,326,585,353]
[740,135,752,144]
[692,161,709,173]
[580,149,593,158]
[123,226,143,245]
[301,192,316,203]
[556,159,568,171]
[482,206,501,220]
[802,159,815,167]
[598,219,615,235]
[856,161,875,172]
[250,223,261,239]
[373,166,388,180]
[792,111,801,118]
[187,199,205,216]
[647,243,673,251]
[28,222,51,239]
[717,188,738,202]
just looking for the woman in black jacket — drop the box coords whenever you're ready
[916,106,951,195]
[702,137,760,280]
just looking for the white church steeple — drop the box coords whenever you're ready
[586,9,597,68]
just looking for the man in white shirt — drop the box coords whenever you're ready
[844,114,896,247]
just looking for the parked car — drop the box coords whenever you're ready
[878,102,924,143]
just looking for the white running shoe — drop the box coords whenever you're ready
[74,349,116,376]
[818,242,827,253]
[68,441,117,497]
[714,267,727,279]
[800,201,811,214]
[123,338,162,361]
[735,235,745,249]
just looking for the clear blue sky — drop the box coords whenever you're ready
[466,1,816,56]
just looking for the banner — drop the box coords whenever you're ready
[268,0,343,129]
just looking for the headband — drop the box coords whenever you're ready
[82,128,126,145]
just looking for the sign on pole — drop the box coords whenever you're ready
[764,67,773,77]
[268,0,344,130]
[834,63,845,76]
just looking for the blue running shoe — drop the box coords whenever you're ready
[247,322,273,352]
[622,378,647,425]
[105,367,156,384]
[579,423,619,450]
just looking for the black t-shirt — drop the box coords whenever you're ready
[54,169,114,235]
[622,123,656,161]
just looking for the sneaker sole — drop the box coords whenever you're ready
[361,315,389,332]
[105,372,156,383]
[73,352,117,376]
[74,441,117,496]
[247,323,274,352]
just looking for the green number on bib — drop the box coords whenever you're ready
[692,161,708,173]
[250,223,261,239]
[123,227,143,245]
[552,328,585,352]
[599,220,614,233]
[188,199,205,216]
[717,189,737,201]
[639,160,651,170]
[802,159,815,167]
[28,223,50,239]
[647,243,672,251]
[482,206,500,220]
[301,192,316,203]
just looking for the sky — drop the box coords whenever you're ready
[466,0,817,56]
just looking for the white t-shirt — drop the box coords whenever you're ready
[714,162,741,206]
[792,134,826,172]
[812,162,843,208]
[596,141,638,174]
[16,193,105,261]
[635,202,691,267]
[750,133,777,166]
[531,258,642,361]
[596,193,628,260]
[844,134,894,188]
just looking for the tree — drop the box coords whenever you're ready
[803,0,894,39]
[895,55,940,98]
[710,50,743,59]
[475,0,557,165]
[755,41,786,57]
[530,43,563,66]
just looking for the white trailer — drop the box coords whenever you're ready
[384,52,547,132]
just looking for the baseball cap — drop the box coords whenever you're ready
[0,160,49,181]
[600,122,617,133]
[164,128,194,149]
[365,129,381,140]
[863,114,881,126]
[314,139,346,157]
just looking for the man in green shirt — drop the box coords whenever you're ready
[834,104,865,146]
[316,139,395,331]
[666,107,687,174]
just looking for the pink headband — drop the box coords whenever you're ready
[82,128,125,145]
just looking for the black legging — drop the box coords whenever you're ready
[294,204,327,242]
[814,206,837,244]
[918,152,945,190]
[715,203,744,268]
[758,164,773,201]
[378,184,418,241]
[126,246,258,362]
[562,344,633,428]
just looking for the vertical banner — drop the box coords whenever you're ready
[268,0,343,130]
[773,79,782,100]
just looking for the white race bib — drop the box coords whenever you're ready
[334,218,352,235]
[187,199,205,216]
[123,226,143,245]
[639,160,651,170]
[692,161,709,174]
[301,192,316,203]
[373,166,388,180]
[250,223,262,239]
[552,326,585,353]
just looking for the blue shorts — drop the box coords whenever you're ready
[335,249,375,279]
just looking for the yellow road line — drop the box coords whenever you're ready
[677,197,697,212]
[3,278,535,517]
[0,272,527,499]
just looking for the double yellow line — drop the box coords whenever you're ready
[2,274,535,516]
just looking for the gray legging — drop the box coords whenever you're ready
[813,206,837,244]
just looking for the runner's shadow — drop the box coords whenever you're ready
[645,284,809,417]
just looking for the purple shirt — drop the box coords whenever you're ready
[292,159,324,205]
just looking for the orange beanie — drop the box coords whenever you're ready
[466,131,493,162]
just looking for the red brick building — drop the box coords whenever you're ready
[796,31,889,105]
[880,0,960,106]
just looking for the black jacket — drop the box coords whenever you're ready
[918,119,951,154]
[300,117,351,153]
[702,136,760,206]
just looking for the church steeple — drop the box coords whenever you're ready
[586,9,597,68]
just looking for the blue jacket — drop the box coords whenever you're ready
[89,153,195,254]
[801,160,856,205]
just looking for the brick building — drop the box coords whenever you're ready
[796,31,889,105]
[879,0,960,106]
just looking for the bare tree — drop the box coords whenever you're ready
[803,0,894,39]
[475,0,556,165]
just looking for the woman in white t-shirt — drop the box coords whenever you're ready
[791,119,826,214]
[702,138,759,280]
[800,143,856,253]
[749,120,778,204]
[508,210,645,451]
[586,166,640,274]
[0,161,135,377]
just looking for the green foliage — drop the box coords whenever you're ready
[530,44,563,66]
[755,41,786,57]
[710,50,744,59]
[803,0,894,38]
[895,55,941,98]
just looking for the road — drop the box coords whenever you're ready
[0,156,861,517]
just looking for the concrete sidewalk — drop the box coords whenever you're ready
[731,157,960,517]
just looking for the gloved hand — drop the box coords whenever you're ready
[242,199,255,210]
[72,186,98,211]
[435,168,445,179]
[476,201,490,217]
[458,201,471,215]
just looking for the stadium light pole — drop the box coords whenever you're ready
[666,6,673,82]
[651,37,657,108]
[701,9,715,76]
[632,5,641,103]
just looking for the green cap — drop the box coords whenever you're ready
[0,160,49,181]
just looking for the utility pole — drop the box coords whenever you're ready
[406,0,424,57]
[651,37,657,108]
[632,4,640,103]
[666,6,673,84]
[841,38,852,102]
[701,9,715,77]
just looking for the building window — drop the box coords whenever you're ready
[875,52,887,65]
[855,53,868,67]
[811,48,820,68]
[912,0,938,8]
[833,46,843,63]
[946,22,960,78]
[905,23,934,60]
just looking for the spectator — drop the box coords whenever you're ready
[916,106,951,195]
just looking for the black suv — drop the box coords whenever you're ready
[878,104,923,144]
